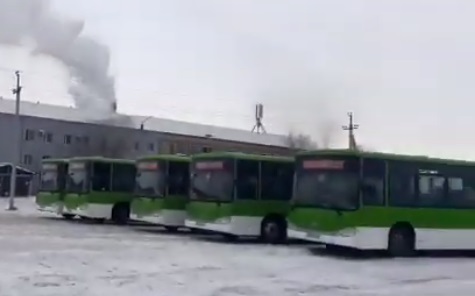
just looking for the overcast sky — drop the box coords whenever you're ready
[1,0,475,159]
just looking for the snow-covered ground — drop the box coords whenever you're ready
[0,198,475,295]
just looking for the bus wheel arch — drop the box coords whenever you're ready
[111,202,130,225]
[388,222,416,257]
[260,214,287,244]
[62,213,75,220]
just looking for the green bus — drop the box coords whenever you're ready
[36,158,69,216]
[130,154,190,231]
[63,156,136,224]
[288,149,475,256]
[185,152,294,243]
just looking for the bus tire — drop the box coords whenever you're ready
[388,224,415,257]
[111,203,130,225]
[260,215,287,244]
[62,214,74,220]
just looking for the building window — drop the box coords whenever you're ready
[45,132,53,143]
[148,143,154,152]
[42,155,51,159]
[22,154,33,165]
[64,134,72,144]
[83,136,89,146]
[24,129,35,141]
[135,142,140,150]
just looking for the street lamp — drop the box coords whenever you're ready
[7,70,22,211]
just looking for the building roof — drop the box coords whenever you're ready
[0,163,35,174]
[0,98,288,147]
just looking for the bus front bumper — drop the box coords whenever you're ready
[71,203,113,219]
[185,218,232,234]
[130,209,186,226]
[37,202,64,215]
[288,225,386,249]
[288,223,358,247]
[287,224,323,243]
[185,216,262,236]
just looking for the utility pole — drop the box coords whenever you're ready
[7,70,22,211]
[251,103,267,134]
[342,112,359,150]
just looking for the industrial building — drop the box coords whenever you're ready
[0,98,291,174]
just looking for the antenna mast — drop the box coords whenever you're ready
[342,112,359,150]
[251,103,267,134]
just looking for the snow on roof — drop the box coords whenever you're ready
[0,98,288,147]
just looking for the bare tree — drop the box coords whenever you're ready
[318,120,338,149]
[285,131,318,151]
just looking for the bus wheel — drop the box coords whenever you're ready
[388,224,415,257]
[62,214,74,220]
[260,216,287,244]
[111,203,130,225]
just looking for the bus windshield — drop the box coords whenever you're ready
[40,165,58,191]
[191,160,233,202]
[135,162,165,196]
[67,162,88,193]
[294,158,359,210]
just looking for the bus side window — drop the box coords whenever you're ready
[361,158,385,206]
[92,162,111,191]
[388,161,416,207]
[447,173,475,208]
[418,175,445,207]
[112,163,136,193]
[168,162,190,196]
[261,161,293,201]
[447,177,465,206]
[236,160,258,200]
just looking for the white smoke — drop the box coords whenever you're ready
[0,0,118,117]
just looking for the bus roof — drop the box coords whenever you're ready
[137,154,190,163]
[192,151,293,163]
[299,149,475,167]
[41,158,69,164]
[68,156,135,165]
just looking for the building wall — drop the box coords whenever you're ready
[0,113,291,173]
